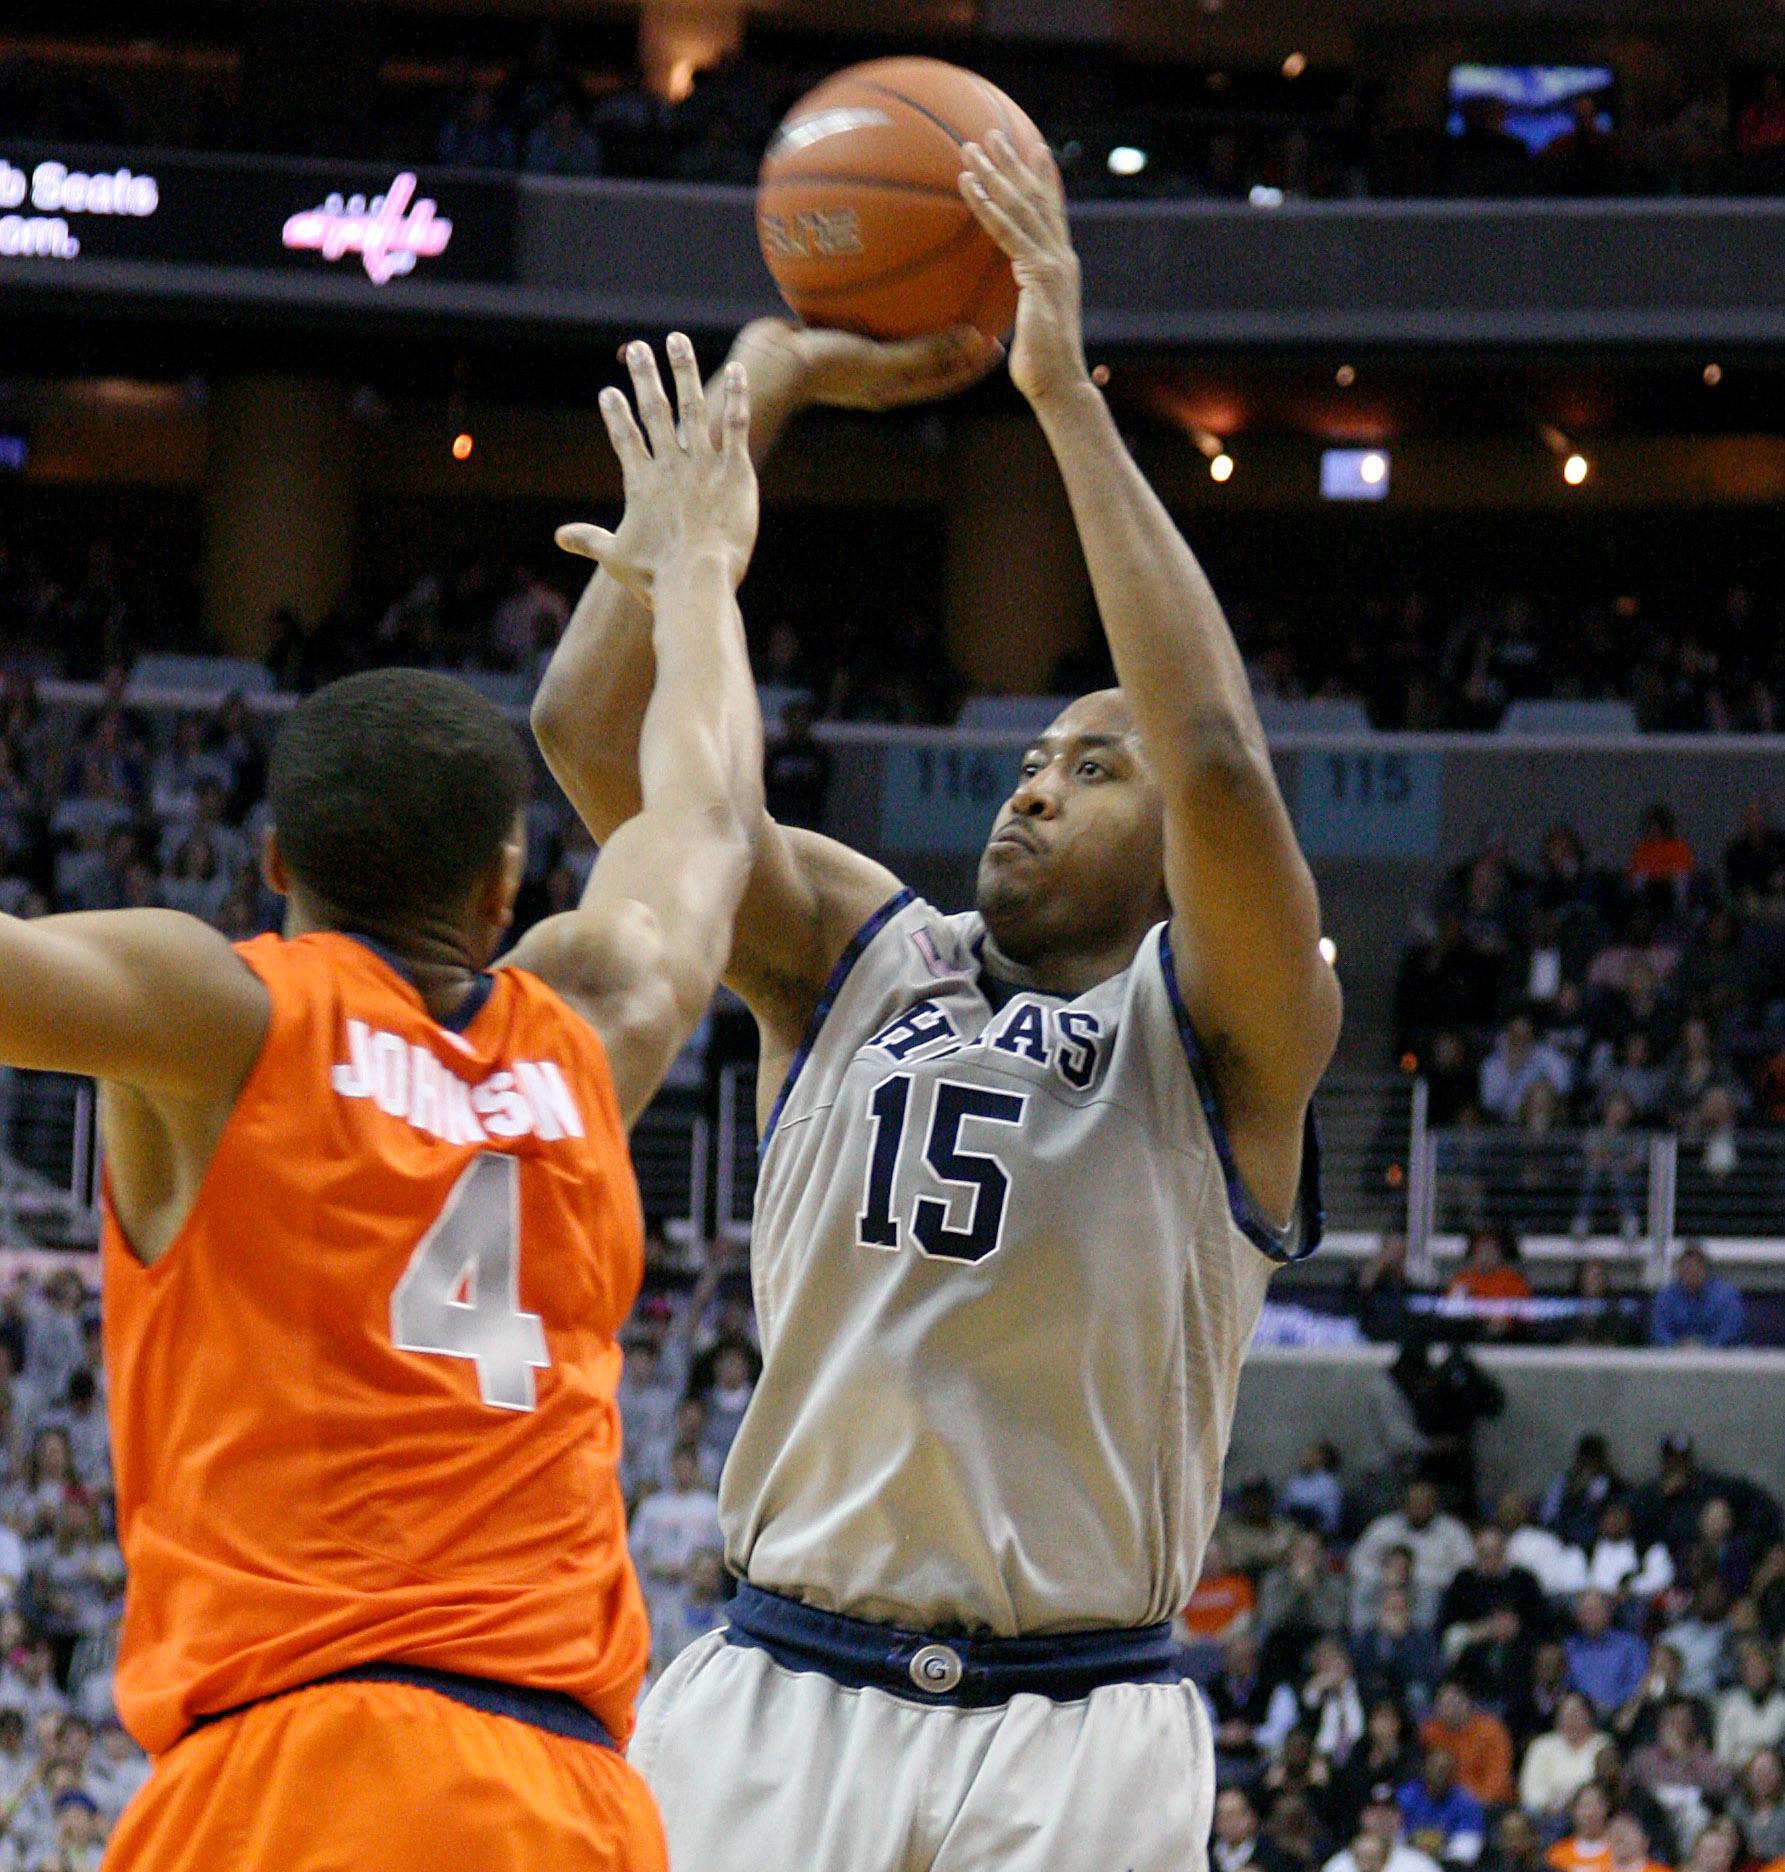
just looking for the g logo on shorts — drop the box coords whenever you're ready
[908,1645,964,1695]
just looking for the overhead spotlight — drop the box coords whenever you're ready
[1107,145,1147,177]
[452,432,474,462]
[1210,452,1235,483]
[1360,452,1387,486]
[1334,364,1357,388]
[1282,51,1308,78]
[1318,936,1338,964]
[1563,453,1590,486]
[1248,184,1285,208]
[1703,362,1724,387]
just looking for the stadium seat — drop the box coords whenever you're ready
[452,669,533,711]
[1498,699,1640,737]
[129,655,276,696]
[1252,696,1372,735]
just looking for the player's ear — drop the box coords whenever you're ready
[482,816,527,936]
[261,827,290,899]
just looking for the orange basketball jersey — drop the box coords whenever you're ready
[101,931,651,1757]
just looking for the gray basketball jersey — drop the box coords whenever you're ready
[718,890,1321,1637]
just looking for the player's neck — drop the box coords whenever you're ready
[978,928,1143,999]
[283,898,491,1023]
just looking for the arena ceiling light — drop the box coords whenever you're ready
[1703,363,1724,387]
[1209,452,1235,483]
[1282,52,1308,79]
[1106,145,1147,176]
[1563,453,1590,486]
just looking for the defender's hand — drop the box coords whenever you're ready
[557,334,757,602]
[958,131,1090,410]
[735,316,1002,414]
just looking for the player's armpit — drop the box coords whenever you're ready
[722,820,905,1057]
[0,909,269,1099]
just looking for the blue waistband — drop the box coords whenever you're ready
[724,1583,1180,1708]
[186,1663,616,1750]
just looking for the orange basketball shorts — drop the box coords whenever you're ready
[101,1678,667,1872]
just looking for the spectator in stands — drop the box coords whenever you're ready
[1441,1525,1548,1660]
[1736,74,1785,159]
[158,835,230,925]
[1716,1641,1785,1769]
[1260,1528,1348,1658]
[1496,1492,1578,1600]
[1446,1226,1533,1330]
[487,562,569,672]
[1650,1245,1746,1349]
[1333,1703,1424,1838]
[1227,1477,1300,1579]
[1262,1636,1367,1768]
[1218,1785,1298,1872]
[1730,1747,1785,1862]
[1183,1534,1258,1646]
[1544,1439,1625,1554]
[1357,1236,1422,1346]
[1522,1691,1610,1825]
[650,1546,730,1674]
[1566,1590,1651,1720]
[1487,1812,1548,1872]
[1628,805,1696,912]
[1353,1482,1476,1634]
[1399,1747,1487,1867]
[1659,1579,1732,1700]
[1422,1679,1516,1808]
[1629,1698,1730,1847]
[1354,1582,1443,1718]
[522,98,603,176]
[1450,97,1533,197]
[626,1443,721,1619]
[762,699,832,830]
[1725,799,1785,916]
[1540,96,1621,196]
[437,86,517,169]
[691,1336,758,1474]
[1692,1496,1759,1598]
[1546,1782,1614,1872]
[1480,1015,1574,1123]
[1326,1788,1442,1872]
[1280,1442,1347,1538]
[1573,1094,1646,1243]
[1567,1497,1675,1603]
[3,1429,75,1544]
[1210,1630,1277,1781]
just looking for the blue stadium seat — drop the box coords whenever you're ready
[954,696,1075,736]
[129,654,276,696]
[1498,699,1640,737]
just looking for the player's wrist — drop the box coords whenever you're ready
[729,320,819,411]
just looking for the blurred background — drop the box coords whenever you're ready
[3,5,1785,1863]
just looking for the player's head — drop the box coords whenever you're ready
[975,690,1169,974]
[266,670,529,961]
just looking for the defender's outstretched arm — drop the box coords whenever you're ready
[0,909,268,1100]
[508,338,767,1128]
[961,134,1340,1144]
[531,324,993,1109]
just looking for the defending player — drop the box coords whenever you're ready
[533,140,1341,1872]
[0,337,757,1871]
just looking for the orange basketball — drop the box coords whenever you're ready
[756,57,1048,342]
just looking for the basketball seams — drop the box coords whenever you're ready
[855,78,973,153]
[757,174,969,205]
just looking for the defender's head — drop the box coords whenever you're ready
[266,670,529,961]
[975,690,1169,972]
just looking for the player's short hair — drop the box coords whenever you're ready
[269,670,528,928]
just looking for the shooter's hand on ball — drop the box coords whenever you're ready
[557,333,757,605]
[958,131,1090,410]
[733,316,1002,414]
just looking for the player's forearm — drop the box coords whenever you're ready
[1031,381,1270,783]
[531,327,811,838]
[638,550,765,841]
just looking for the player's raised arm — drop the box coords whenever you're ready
[530,323,993,1100]
[506,336,764,1127]
[0,907,268,1101]
[959,134,1340,1158]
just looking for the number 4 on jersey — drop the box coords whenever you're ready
[390,1153,550,1411]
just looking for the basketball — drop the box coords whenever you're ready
[755,57,1048,341]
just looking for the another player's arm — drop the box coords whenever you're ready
[531,323,994,1095]
[0,909,267,1100]
[507,338,766,1129]
[962,135,1340,1178]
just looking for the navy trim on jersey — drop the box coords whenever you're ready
[184,1663,616,1749]
[339,931,496,1034]
[759,887,917,1152]
[1157,925,1324,1264]
[725,1583,1179,1708]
